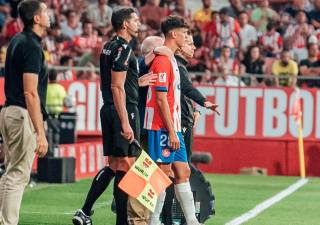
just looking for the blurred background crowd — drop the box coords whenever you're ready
[1,0,320,88]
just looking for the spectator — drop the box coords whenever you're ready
[193,0,213,27]
[284,10,313,62]
[73,20,102,55]
[250,0,279,33]
[118,0,134,6]
[239,11,258,53]
[46,69,68,152]
[213,7,240,58]
[60,9,82,39]
[200,69,214,85]
[76,39,101,80]
[50,23,67,40]
[242,45,265,86]
[46,69,67,115]
[272,50,298,87]
[203,10,219,49]
[140,0,167,31]
[44,23,65,65]
[57,55,76,81]
[2,17,23,41]
[260,21,283,57]
[299,43,320,87]
[214,65,245,86]
[77,41,102,68]
[277,12,291,36]
[225,0,245,18]
[87,0,112,28]
[213,45,239,75]
[188,32,211,72]
[310,0,320,29]
[171,0,192,23]
[73,0,88,15]
[51,36,73,65]
[77,62,99,81]
[0,0,9,31]
[284,0,313,19]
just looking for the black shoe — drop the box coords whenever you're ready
[72,209,93,225]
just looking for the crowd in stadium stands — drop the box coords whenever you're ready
[1,0,320,87]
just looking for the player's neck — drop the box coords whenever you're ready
[32,24,46,38]
[164,40,178,54]
[176,52,187,61]
[117,31,132,43]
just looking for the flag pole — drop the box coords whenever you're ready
[297,116,306,178]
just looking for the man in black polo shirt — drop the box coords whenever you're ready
[73,7,157,225]
[0,1,50,224]
[177,34,220,162]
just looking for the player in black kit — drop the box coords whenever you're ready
[72,7,156,225]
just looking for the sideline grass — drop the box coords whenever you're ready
[18,174,319,225]
[243,178,320,225]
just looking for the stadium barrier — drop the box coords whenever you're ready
[32,142,107,180]
[1,69,320,177]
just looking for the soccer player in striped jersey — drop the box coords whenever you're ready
[144,15,203,225]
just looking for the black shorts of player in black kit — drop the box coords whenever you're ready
[100,104,140,157]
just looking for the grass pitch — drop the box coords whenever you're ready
[18,174,320,225]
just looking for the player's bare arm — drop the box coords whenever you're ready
[144,46,173,66]
[156,91,180,150]
[111,70,134,142]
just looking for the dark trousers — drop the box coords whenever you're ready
[182,124,193,163]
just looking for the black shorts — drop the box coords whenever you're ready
[100,104,140,157]
[182,124,193,162]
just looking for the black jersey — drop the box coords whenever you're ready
[4,28,48,120]
[100,36,139,105]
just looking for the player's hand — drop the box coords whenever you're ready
[204,101,220,115]
[121,122,135,143]
[154,46,174,58]
[169,131,180,151]
[193,111,201,128]
[138,72,158,87]
[35,133,48,158]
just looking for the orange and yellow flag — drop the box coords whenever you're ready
[119,150,172,212]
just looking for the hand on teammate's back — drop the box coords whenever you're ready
[138,72,158,87]
[169,131,180,150]
[121,122,135,143]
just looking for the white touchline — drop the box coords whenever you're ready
[225,178,309,225]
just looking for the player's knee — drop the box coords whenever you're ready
[174,166,190,182]
[108,158,117,172]
[116,157,135,172]
[159,164,172,176]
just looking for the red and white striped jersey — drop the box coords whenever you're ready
[215,17,240,48]
[144,55,181,132]
[284,24,313,49]
[260,31,283,50]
